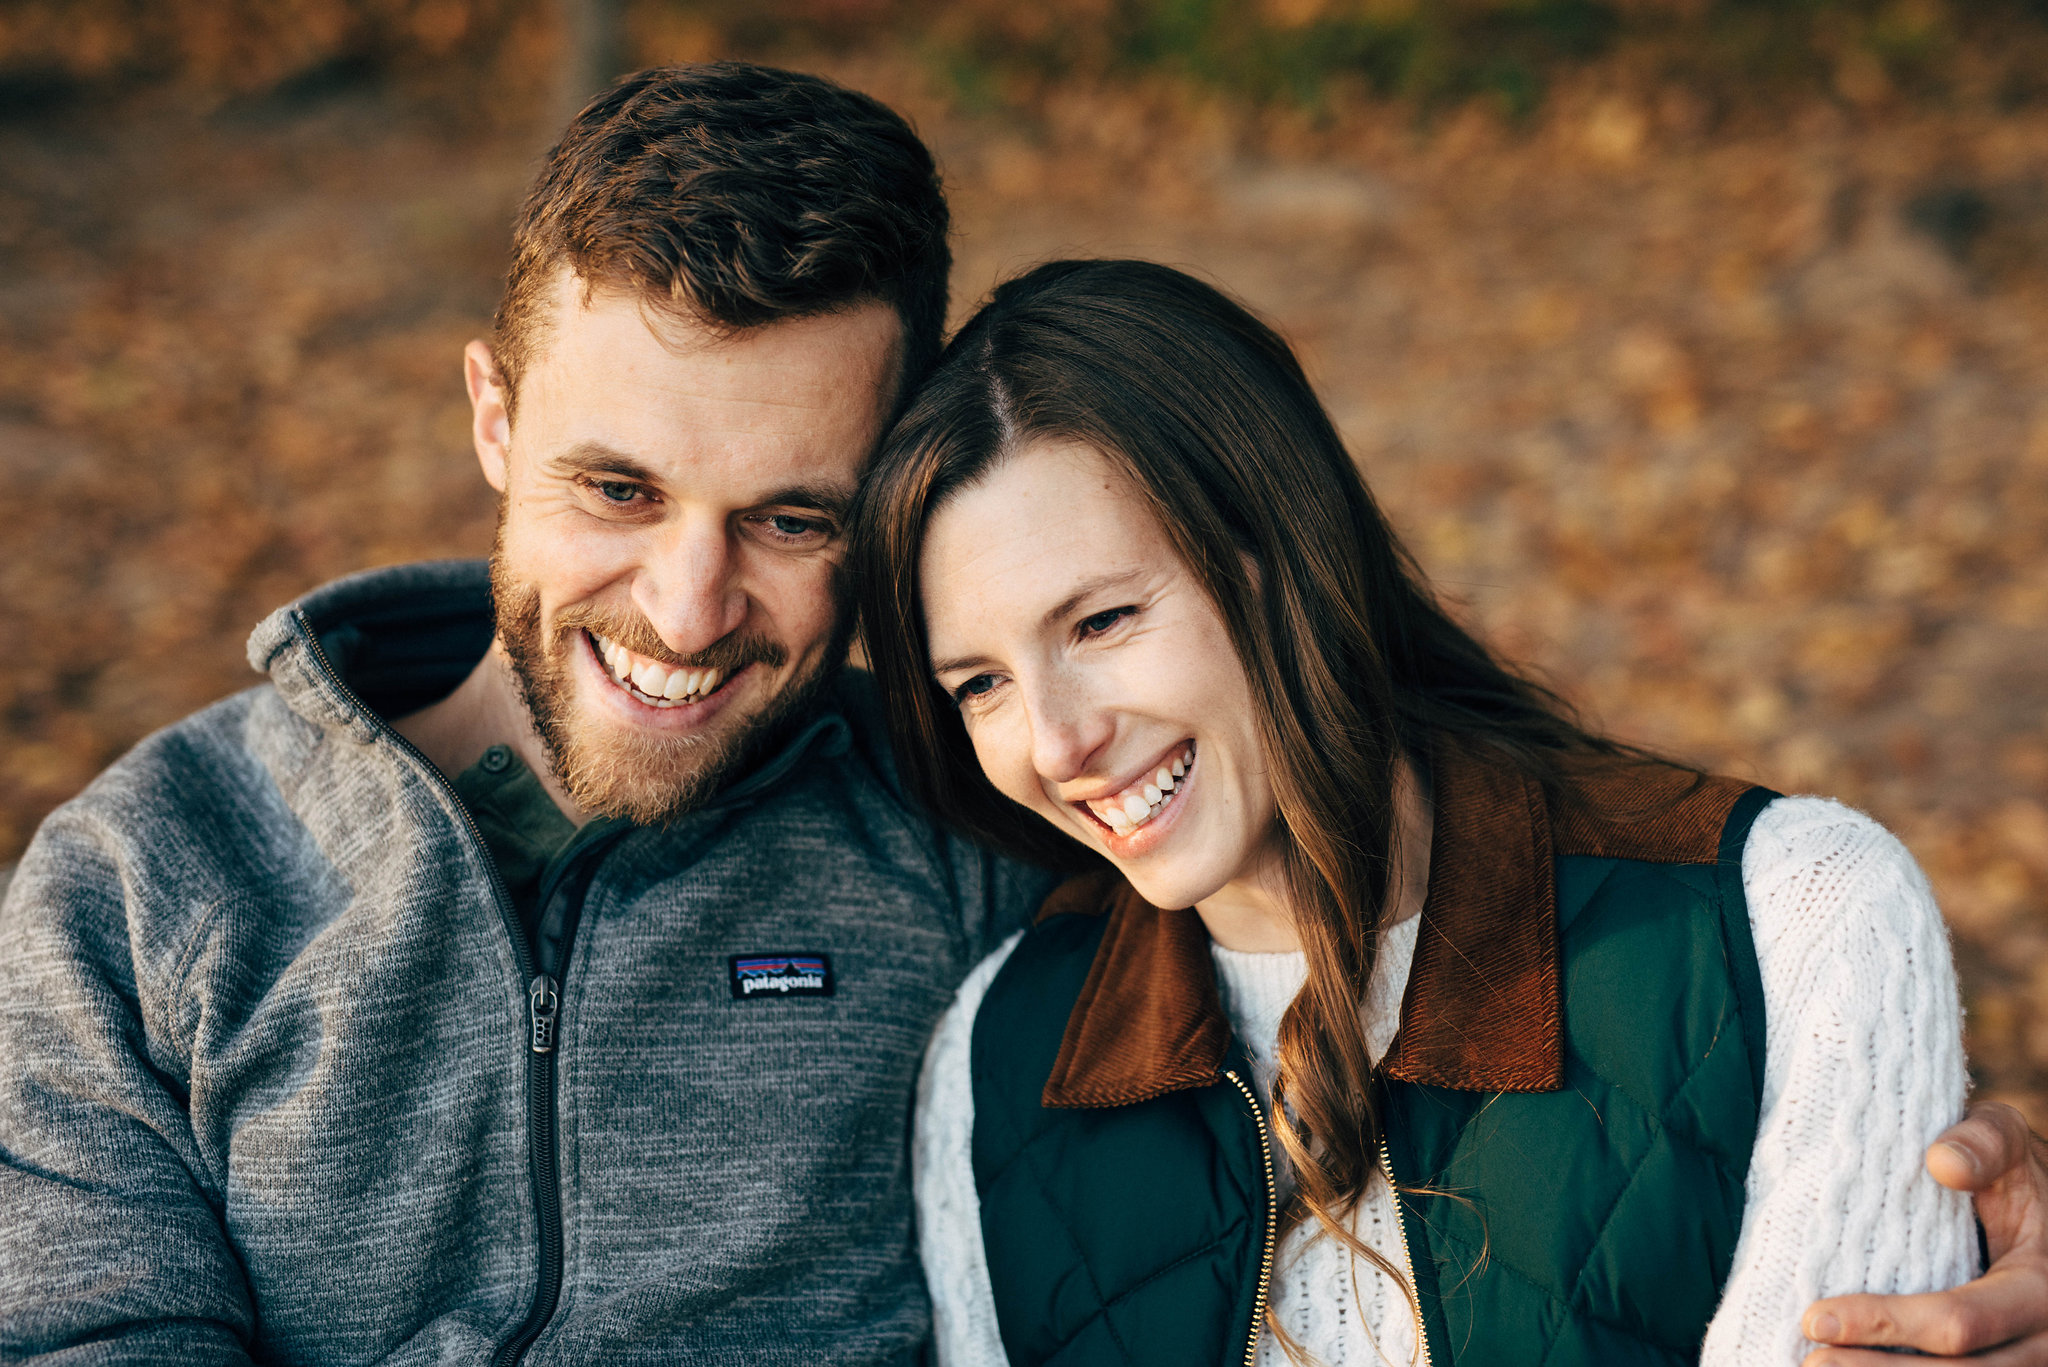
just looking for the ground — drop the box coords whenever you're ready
[1,46,2045,1111]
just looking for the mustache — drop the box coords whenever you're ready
[553,605,788,674]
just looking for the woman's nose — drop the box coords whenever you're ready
[1027,682,1115,784]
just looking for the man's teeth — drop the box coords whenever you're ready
[594,634,725,707]
[1089,746,1195,837]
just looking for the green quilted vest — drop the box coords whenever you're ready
[970,748,1778,1367]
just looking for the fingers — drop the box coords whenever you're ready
[1806,1268,2048,1358]
[1802,1337,2048,1367]
[1930,1102,2039,1193]
[1808,1102,2048,1366]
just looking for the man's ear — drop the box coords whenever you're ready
[465,340,512,493]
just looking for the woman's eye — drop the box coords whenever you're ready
[1078,606,1134,636]
[955,674,997,703]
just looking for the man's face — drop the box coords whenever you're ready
[470,274,901,823]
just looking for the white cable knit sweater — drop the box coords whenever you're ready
[913,797,1979,1366]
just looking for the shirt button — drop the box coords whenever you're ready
[479,745,512,774]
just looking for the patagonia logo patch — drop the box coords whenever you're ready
[728,953,834,999]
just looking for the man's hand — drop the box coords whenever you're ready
[1801,1101,2048,1364]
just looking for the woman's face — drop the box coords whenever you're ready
[921,438,1280,912]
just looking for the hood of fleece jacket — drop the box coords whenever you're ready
[243,558,855,805]
[245,559,495,743]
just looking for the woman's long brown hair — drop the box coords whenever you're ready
[850,259,1630,1349]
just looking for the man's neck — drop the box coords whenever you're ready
[392,640,588,825]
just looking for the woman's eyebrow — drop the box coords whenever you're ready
[1040,568,1146,629]
[929,569,1147,678]
[929,650,993,680]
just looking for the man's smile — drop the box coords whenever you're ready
[590,630,734,707]
[572,627,759,736]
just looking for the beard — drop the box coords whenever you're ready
[489,527,850,827]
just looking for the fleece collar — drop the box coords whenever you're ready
[246,559,851,811]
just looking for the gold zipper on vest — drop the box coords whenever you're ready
[1224,1070,1278,1367]
[1378,1134,1434,1367]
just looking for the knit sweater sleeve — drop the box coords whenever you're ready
[1700,796,1979,1365]
[915,931,1023,1367]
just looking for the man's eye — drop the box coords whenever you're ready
[595,481,639,504]
[1079,607,1133,636]
[769,514,820,537]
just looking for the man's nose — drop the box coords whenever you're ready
[635,513,749,655]
[1026,677,1115,785]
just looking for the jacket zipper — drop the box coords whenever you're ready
[1377,1134,1433,1367]
[494,1003,563,1367]
[490,825,624,1367]
[1223,1070,1279,1367]
[293,622,579,1367]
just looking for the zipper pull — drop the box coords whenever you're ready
[528,975,559,1054]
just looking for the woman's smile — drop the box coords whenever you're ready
[1069,739,1193,838]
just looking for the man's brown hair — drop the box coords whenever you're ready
[492,62,951,416]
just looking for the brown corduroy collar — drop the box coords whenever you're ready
[1036,743,1755,1108]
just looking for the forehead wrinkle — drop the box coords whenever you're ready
[630,365,855,408]
[530,290,898,445]
[624,292,899,399]
[608,375,887,451]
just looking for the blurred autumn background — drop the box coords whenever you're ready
[3,0,2047,1110]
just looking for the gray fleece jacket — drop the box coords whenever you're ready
[0,561,1052,1366]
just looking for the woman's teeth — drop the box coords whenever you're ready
[594,633,725,707]
[1089,746,1194,838]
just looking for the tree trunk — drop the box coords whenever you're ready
[559,0,628,128]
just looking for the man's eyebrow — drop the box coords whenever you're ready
[541,447,851,519]
[755,483,854,520]
[544,441,659,483]
[929,568,1147,680]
